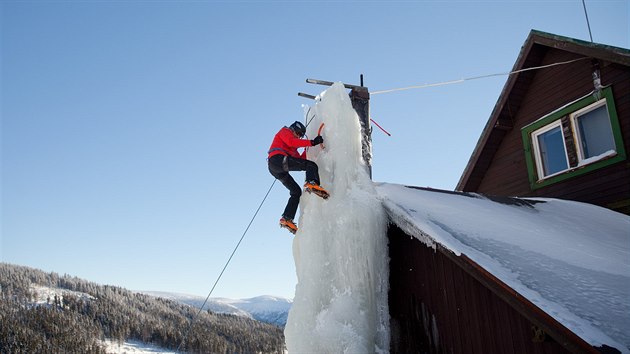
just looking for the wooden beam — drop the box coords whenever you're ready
[298,92,316,100]
[306,78,365,90]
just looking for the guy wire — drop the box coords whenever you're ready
[582,0,594,42]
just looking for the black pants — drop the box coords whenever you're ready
[268,154,320,220]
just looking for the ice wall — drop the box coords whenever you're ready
[284,83,390,353]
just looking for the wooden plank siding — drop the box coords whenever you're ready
[473,46,630,214]
[387,223,603,354]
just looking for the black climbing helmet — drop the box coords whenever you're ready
[289,121,306,137]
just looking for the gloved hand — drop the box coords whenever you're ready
[311,135,324,146]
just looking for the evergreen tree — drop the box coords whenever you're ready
[0,263,285,353]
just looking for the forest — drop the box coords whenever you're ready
[0,263,285,353]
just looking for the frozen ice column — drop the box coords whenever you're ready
[284,82,390,353]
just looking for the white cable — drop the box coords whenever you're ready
[371,57,590,95]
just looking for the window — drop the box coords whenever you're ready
[572,101,616,161]
[522,87,625,189]
[532,122,568,178]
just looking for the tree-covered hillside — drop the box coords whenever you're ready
[0,263,285,353]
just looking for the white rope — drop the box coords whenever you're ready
[371,57,590,95]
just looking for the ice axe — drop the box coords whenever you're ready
[318,123,325,149]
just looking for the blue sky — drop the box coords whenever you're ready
[2,0,628,299]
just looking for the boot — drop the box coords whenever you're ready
[279,217,298,234]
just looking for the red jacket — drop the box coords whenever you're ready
[268,127,312,159]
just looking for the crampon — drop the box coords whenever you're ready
[304,182,330,200]
[279,217,298,234]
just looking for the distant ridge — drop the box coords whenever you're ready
[142,291,292,327]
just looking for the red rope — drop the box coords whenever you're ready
[370,118,391,136]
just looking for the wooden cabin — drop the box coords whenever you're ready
[382,31,630,354]
[380,185,628,354]
[456,30,630,215]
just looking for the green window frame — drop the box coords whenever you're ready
[522,87,626,189]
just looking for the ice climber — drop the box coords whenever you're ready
[268,121,329,234]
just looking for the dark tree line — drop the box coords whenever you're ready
[0,263,285,353]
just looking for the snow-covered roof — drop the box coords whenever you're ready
[377,183,630,353]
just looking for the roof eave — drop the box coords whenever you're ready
[456,30,538,191]
[456,30,630,192]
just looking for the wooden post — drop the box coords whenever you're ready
[350,85,372,179]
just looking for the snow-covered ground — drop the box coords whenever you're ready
[378,184,630,353]
[101,339,176,354]
[284,83,390,353]
[30,284,96,305]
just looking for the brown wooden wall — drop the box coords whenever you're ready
[388,223,579,354]
[474,48,630,214]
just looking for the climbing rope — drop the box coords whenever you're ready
[176,178,277,352]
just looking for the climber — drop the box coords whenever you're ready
[268,121,329,234]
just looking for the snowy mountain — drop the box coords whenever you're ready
[142,291,292,327]
[1,263,284,353]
